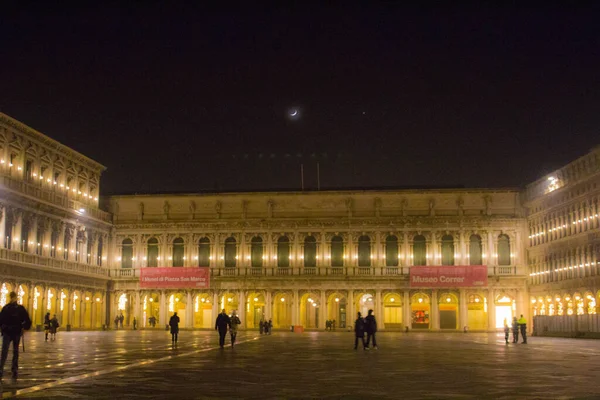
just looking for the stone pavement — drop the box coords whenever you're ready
[1,330,600,399]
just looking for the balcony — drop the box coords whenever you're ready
[0,247,109,278]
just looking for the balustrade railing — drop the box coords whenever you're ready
[0,247,109,277]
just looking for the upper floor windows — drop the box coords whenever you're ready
[385,235,399,267]
[121,238,133,268]
[469,235,482,265]
[358,235,371,267]
[224,237,237,268]
[304,236,317,267]
[441,235,454,266]
[331,236,344,267]
[147,238,159,267]
[251,237,263,268]
[498,234,511,266]
[172,237,184,267]
[413,235,426,266]
[277,236,290,268]
[198,237,210,267]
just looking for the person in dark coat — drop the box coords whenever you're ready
[132,317,137,330]
[0,291,32,380]
[49,315,59,341]
[169,312,180,344]
[44,312,51,341]
[364,309,378,349]
[267,319,273,335]
[354,312,367,350]
[215,309,231,348]
[511,317,519,343]
[259,319,264,335]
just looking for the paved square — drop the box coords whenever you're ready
[1,331,599,399]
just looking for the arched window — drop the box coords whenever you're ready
[469,235,482,265]
[21,219,30,252]
[86,239,93,263]
[36,228,44,256]
[385,235,399,267]
[172,237,184,267]
[498,234,511,265]
[304,236,317,267]
[441,235,454,266]
[97,236,103,266]
[4,212,13,250]
[358,235,371,267]
[147,238,159,267]
[331,235,344,267]
[224,237,236,268]
[413,235,426,266]
[121,239,133,269]
[251,237,263,267]
[198,237,210,267]
[277,236,290,267]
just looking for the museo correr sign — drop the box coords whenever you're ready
[409,266,488,288]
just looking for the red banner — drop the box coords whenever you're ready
[140,267,210,289]
[409,266,488,288]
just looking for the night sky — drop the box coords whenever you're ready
[1,4,599,195]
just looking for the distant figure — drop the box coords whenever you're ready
[259,319,264,335]
[49,315,59,341]
[365,309,378,350]
[512,317,519,343]
[169,312,180,344]
[44,312,51,341]
[119,314,124,329]
[215,309,231,348]
[267,319,273,335]
[230,310,241,347]
[332,319,336,331]
[0,291,32,381]
[503,318,510,344]
[149,316,156,328]
[326,320,331,331]
[132,317,137,330]
[354,312,366,350]
[518,314,527,344]
[114,316,119,330]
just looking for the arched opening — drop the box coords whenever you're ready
[147,237,159,267]
[497,234,511,265]
[82,291,93,328]
[356,293,375,319]
[413,235,426,266]
[383,292,402,329]
[495,294,514,328]
[121,238,133,268]
[16,284,28,310]
[46,288,58,324]
[303,236,317,267]
[172,237,184,267]
[439,293,458,329]
[272,292,292,328]
[0,282,12,307]
[277,236,290,267]
[300,292,320,329]
[115,292,130,328]
[247,292,265,329]
[385,235,399,267]
[441,235,454,266]
[193,293,212,328]
[331,236,344,267]
[220,292,239,317]
[224,237,237,268]
[168,292,187,327]
[92,292,103,328]
[32,286,44,325]
[143,292,160,328]
[58,289,69,328]
[358,235,371,267]
[411,293,430,329]
[467,294,487,330]
[469,235,483,265]
[585,292,597,315]
[251,237,263,267]
[198,237,210,267]
[326,292,347,329]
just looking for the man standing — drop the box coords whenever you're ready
[0,291,32,380]
[354,312,366,350]
[511,317,519,343]
[229,310,241,348]
[517,314,527,344]
[215,309,231,348]
[169,312,180,345]
[365,309,378,350]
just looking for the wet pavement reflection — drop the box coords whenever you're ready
[1,330,600,399]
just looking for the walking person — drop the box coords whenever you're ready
[169,312,180,345]
[517,314,528,344]
[119,314,124,329]
[354,312,367,350]
[365,309,378,350]
[503,318,510,344]
[49,314,60,341]
[133,317,137,330]
[0,291,32,381]
[259,318,264,335]
[44,312,51,341]
[230,310,241,348]
[267,319,273,335]
[215,309,231,348]
[511,317,519,343]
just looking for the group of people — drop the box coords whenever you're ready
[504,315,528,344]
[325,319,337,331]
[113,313,125,329]
[43,312,60,341]
[354,309,378,350]
[215,309,242,347]
[259,318,272,335]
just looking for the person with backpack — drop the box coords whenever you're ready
[229,310,241,347]
[354,312,367,350]
[0,291,32,380]
[169,312,180,345]
[365,309,378,350]
[49,314,60,341]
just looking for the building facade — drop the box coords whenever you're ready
[2,112,596,333]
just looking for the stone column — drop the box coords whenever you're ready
[346,234,354,267]
[403,291,411,330]
[186,291,193,328]
[237,291,246,329]
[459,289,468,330]
[403,232,410,267]
[28,214,38,254]
[0,206,6,249]
[159,291,166,327]
[212,292,219,320]
[375,289,383,330]
[487,289,496,331]
[431,290,438,330]
[319,290,327,330]
[459,231,467,265]
[487,231,495,266]
[347,289,355,327]
[265,291,272,321]
[291,289,299,325]
[12,210,23,250]
[375,231,381,266]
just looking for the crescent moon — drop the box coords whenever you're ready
[291,110,298,116]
